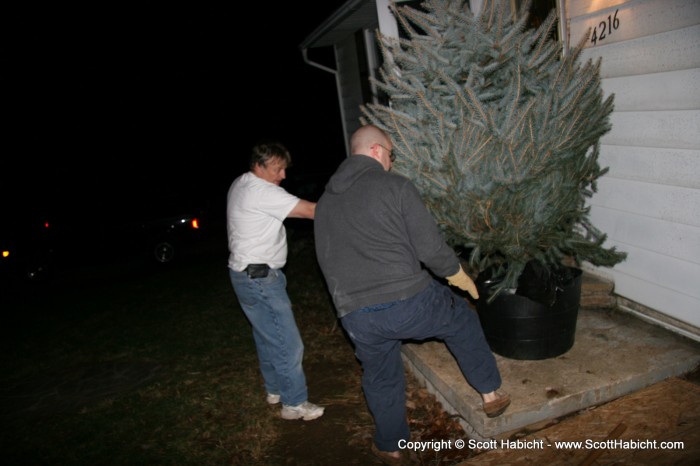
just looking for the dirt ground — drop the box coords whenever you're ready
[6,229,696,465]
[263,326,481,466]
[265,354,700,466]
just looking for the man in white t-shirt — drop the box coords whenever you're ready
[227,141,324,421]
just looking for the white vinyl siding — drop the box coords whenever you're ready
[566,0,700,329]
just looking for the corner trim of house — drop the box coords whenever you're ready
[616,296,700,343]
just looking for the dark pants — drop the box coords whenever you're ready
[341,279,501,452]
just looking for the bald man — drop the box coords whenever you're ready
[314,125,509,463]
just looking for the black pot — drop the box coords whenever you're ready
[476,266,583,360]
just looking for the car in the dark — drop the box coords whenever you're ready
[0,213,56,294]
[137,211,204,264]
[1,191,215,299]
[54,195,210,269]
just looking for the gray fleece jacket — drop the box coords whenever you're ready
[314,155,460,318]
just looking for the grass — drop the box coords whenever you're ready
[1,227,477,466]
[0,228,341,465]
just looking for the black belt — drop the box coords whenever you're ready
[245,264,270,278]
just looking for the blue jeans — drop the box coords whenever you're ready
[229,267,308,406]
[341,279,501,452]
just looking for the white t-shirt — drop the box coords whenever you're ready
[227,171,300,271]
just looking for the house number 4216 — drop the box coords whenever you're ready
[590,9,620,46]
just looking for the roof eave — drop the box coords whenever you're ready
[299,0,377,50]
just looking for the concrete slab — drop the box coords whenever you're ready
[460,377,700,465]
[402,308,700,440]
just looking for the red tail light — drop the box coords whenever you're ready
[191,218,199,229]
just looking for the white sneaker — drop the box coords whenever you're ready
[266,393,281,405]
[280,401,325,421]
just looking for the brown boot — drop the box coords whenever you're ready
[370,443,417,465]
[483,391,511,418]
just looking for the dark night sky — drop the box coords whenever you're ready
[6,3,348,221]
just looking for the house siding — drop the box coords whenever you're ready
[336,34,367,151]
[567,0,700,329]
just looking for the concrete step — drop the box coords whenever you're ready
[581,271,615,309]
[402,308,700,440]
[459,377,700,465]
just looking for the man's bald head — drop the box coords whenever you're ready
[349,124,394,171]
[350,125,391,156]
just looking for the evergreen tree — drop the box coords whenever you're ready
[361,0,626,293]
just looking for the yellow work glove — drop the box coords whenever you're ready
[446,265,479,300]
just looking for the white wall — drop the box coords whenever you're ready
[566,0,700,329]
